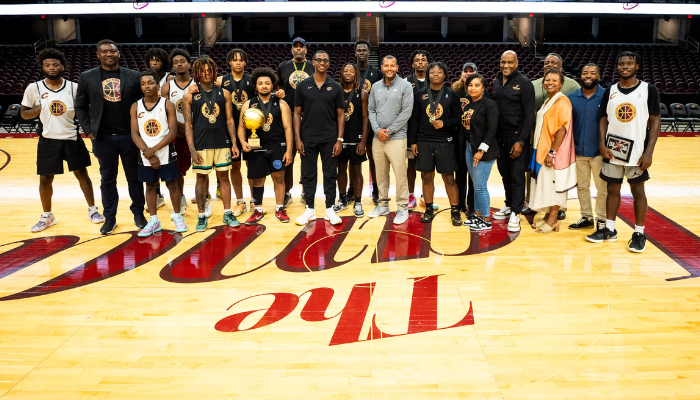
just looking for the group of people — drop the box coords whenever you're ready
[21,37,659,253]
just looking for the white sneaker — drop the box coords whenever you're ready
[31,213,56,232]
[295,207,317,226]
[493,206,511,220]
[156,194,166,209]
[180,196,187,215]
[507,212,521,232]
[368,205,390,218]
[324,207,342,225]
[204,199,212,218]
[394,209,409,225]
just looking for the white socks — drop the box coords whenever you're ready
[606,219,616,231]
[635,225,645,234]
[224,209,231,214]
[276,204,283,211]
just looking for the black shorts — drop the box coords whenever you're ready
[138,162,179,183]
[36,135,91,176]
[338,143,367,166]
[247,147,286,179]
[415,141,456,175]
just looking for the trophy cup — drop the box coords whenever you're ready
[243,108,265,150]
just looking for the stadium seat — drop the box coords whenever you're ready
[659,103,676,132]
[670,103,694,132]
[685,103,700,132]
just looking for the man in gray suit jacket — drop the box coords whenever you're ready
[75,39,145,235]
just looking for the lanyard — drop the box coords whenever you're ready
[258,95,272,123]
[293,61,307,79]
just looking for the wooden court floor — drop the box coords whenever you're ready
[1,137,699,399]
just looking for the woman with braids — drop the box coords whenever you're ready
[528,69,577,233]
[181,56,241,232]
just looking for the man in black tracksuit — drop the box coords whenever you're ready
[408,62,462,226]
[491,50,535,233]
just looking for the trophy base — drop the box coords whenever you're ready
[248,137,262,150]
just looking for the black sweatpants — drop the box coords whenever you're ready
[496,134,525,215]
[301,141,338,209]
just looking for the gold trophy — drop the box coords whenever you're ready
[243,108,265,149]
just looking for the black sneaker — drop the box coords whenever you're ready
[521,206,537,215]
[420,207,435,223]
[134,213,148,230]
[470,216,492,231]
[100,218,117,235]
[557,210,566,220]
[333,195,349,212]
[628,232,646,253]
[569,217,594,230]
[463,213,479,227]
[586,227,617,243]
[451,210,463,226]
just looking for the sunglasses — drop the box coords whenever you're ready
[313,58,330,64]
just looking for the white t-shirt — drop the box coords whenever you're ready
[137,98,175,165]
[21,79,79,140]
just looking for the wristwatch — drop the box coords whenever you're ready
[517,140,525,147]
[548,149,556,156]
[478,149,485,154]
[337,137,344,142]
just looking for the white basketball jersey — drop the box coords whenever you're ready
[21,79,78,140]
[157,72,170,96]
[605,81,649,166]
[168,78,195,124]
[137,98,175,165]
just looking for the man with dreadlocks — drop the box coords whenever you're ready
[145,46,173,211]
[182,56,240,232]
[333,62,368,218]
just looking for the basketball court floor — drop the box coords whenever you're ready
[0,135,699,399]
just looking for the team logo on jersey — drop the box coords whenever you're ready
[171,92,178,98]
[411,82,416,89]
[462,109,474,130]
[201,103,220,119]
[327,87,332,91]
[143,119,161,137]
[102,78,122,102]
[232,91,248,108]
[49,100,67,117]
[41,93,49,99]
[289,71,309,89]
[194,94,201,101]
[362,79,372,93]
[610,92,618,99]
[138,112,145,118]
[512,85,520,91]
[616,102,636,123]
[422,94,429,100]
[176,99,184,114]
[460,98,470,110]
[426,104,444,119]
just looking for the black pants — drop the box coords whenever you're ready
[91,135,145,219]
[301,141,338,209]
[496,134,525,215]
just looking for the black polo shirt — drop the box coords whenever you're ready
[294,75,344,143]
[492,69,535,142]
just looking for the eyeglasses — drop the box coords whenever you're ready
[313,58,330,64]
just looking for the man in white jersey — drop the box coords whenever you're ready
[586,51,661,253]
[146,47,173,209]
[21,48,105,232]
[161,48,194,216]
[131,69,187,237]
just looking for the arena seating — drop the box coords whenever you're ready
[1,43,699,96]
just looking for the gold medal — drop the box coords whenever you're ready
[263,124,271,132]
[209,115,217,124]
[236,103,242,110]
[429,116,436,124]
[344,113,350,121]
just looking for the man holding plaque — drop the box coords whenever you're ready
[182,56,241,232]
[277,37,315,208]
[293,50,345,226]
[238,67,294,224]
[586,51,660,253]
[408,61,462,226]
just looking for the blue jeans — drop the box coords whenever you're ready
[465,145,495,218]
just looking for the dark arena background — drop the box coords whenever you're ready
[1,1,700,399]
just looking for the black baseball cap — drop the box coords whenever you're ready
[292,37,307,46]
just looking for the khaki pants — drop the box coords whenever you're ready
[372,137,409,210]
[575,155,607,221]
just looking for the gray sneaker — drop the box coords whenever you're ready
[353,202,364,218]
[367,205,390,218]
[394,209,409,225]
[31,213,56,232]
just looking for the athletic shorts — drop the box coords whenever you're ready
[138,162,179,183]
[36,135,91,176]
[247,147,286,179]
[174,137,191,176]
[338,143,367,166]
[415,141,456,175]
[192,148,232,174]
[600,162,650,184]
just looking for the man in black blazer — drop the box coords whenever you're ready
[76,39,146,235]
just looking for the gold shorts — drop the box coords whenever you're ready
[192,148,232,174]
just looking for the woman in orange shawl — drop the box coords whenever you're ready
[528,70,577,233]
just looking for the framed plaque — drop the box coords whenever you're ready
[606,133,634,163]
